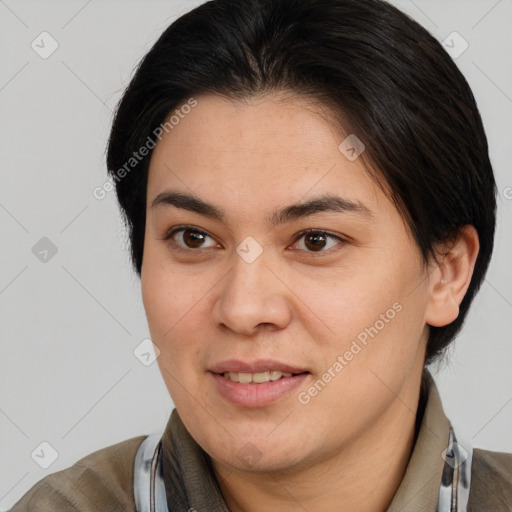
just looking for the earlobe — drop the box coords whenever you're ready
[425,225,480,328]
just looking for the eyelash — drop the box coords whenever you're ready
[161,225,347,255]
[162,225,218,251]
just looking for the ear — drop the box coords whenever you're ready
[425,225,480,328]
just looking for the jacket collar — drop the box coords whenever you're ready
[387,369,452,511]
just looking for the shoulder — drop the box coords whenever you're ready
[468,448,512,511]
[9,435,147,512]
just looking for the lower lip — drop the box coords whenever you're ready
[210,372,309,407]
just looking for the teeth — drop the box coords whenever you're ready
[238,372,252,384]
[223,371,293,383]
[253,371,270,383]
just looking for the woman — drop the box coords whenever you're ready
[10,0,512,510]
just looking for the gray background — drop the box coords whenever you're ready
[1,0,511,509]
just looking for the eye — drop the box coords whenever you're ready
[291,230,345,253]
[163,226,219,250]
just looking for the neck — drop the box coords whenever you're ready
[212,370,425,512]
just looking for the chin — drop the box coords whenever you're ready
[204,427,309,472]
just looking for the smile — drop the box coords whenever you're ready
[209,360,310,407]
[222,370,295,383]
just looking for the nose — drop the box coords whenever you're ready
[212,249,293,337]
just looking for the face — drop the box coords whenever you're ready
[141,91,431,474]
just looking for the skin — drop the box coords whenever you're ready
[141,91,479,512]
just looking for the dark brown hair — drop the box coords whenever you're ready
[106,0,497,363]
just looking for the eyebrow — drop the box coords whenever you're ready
[151,191,373,226]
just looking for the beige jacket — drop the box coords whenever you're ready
[9,370,512,511]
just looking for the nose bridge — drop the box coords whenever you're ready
[229,250,269,299]
[213,244,291,334]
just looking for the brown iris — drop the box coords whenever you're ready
[182,229,207,248]
[304,232,327,251]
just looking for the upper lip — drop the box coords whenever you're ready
[210,359,309,374]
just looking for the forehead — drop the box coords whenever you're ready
[146,92,388,218]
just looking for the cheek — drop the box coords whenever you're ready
[142,266,206,404]
[141,255,215,382]
[291,254,427,369]
[142,252,203,335]
[289,268,400,341]
[294,286,426,440]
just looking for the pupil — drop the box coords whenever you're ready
[184,230,205,248]
[305,233,326,251]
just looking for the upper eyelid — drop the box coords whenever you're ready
[163,225,211,239]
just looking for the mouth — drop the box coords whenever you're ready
[209,360,310,407]
[220,370,308,383]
